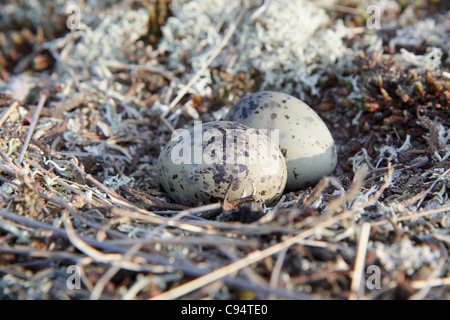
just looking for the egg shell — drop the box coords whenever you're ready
[157,121,287,207]
[225,91,337,191]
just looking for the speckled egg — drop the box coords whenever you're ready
[225,91,337,191]
[157,121,287,207]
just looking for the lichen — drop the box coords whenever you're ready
[156,0,354,99]
[375,238,441,275]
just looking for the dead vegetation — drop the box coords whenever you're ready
[0,0,449,300]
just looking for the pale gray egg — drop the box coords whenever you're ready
[157,121,287,206]
[225,91,337,190]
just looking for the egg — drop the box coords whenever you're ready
[225,91,337,191]
[157,121,287,207]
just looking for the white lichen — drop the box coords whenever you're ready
[156,0,354,99]
[103,174,135,191]
[71,8,150,65]
[375,238,441,275]
[396,47,443,71]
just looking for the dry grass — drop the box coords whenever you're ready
[0,0,449,300]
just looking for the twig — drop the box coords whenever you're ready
[18,94,47,164]
[250,0,270,21]
[0,245,92,265]
[432,233,450,244]
[219,247,269,292]
[108,236,254,248]
[371,205,450,227]
[268,247,288,299]
[122,274,158,300]
[290,269,350,285]
[301,176,329,208]
[315,2,365,15]
[410,277,450,289]
[55,150,131,161]
[349,222,371,300]
[0,101,19,127]
[119,185,189,211]
[101,61,175,81]
[326,164,367,214]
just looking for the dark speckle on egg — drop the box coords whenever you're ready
[241,106,248,119]
[239,164,247,172]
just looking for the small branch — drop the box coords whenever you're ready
[0,101,19,127]
[0,246,92,265]
[119,185,189,211]
[18,94,47,164]
[410,277,450,290]
[315,2,365,15]
[349,222,371,300]
[371,205,450,227]
[102,61,175,81]
[268,247,288,299]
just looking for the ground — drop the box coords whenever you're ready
[0,0,449,300]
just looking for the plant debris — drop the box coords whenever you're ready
[0,0,449,300]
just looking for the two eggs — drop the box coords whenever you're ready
[157,91,337,207]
